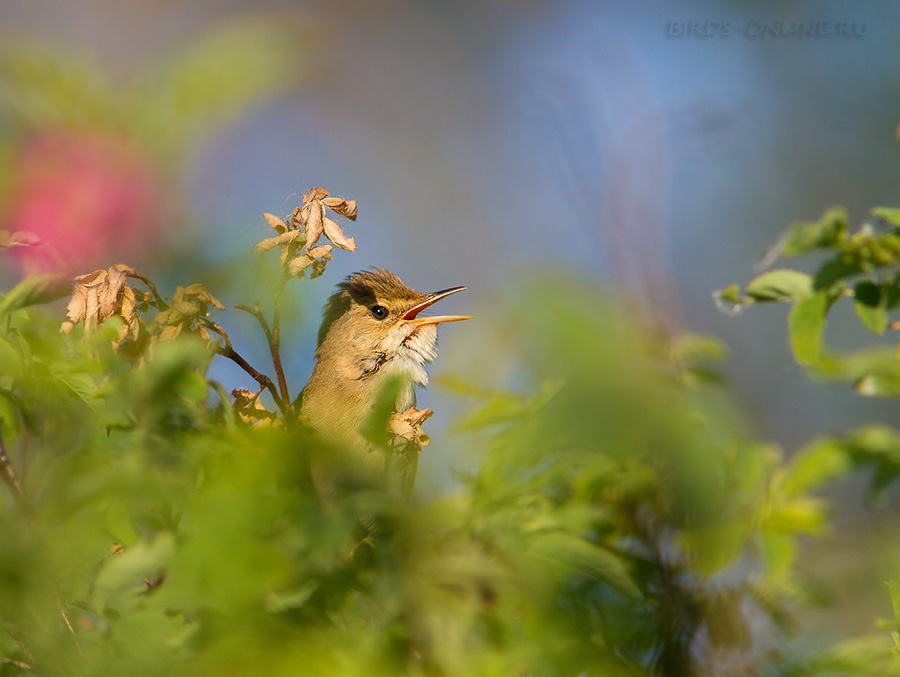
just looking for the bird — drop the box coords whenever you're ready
[298,268,470,494]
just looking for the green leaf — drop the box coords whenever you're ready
[765,497,829,534]
[745,269,813,303]
[713,283,745,314]
[265,581,320,613]
[760,530,795,579]
[92,533,176,612]
[887,580,900,620]
[769,207,848,260]
[854,281,889,335]
[673,334,729,363]
[52,367,100,409]
[455,380,562,431]
[0,337,21,379]
[788,291,829,365]
[680,523,749,575]
[715,283,742,305]
[527,532,640,600]
[814,254,863,291]
[0,274,70,316]
[782,438,851,497]
[871,207,900,227]
[855,372,900,398]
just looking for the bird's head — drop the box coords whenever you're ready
[315,268,471,384]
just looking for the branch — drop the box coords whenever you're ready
[0,430,27,512]
[2,658,32,671]
[271,272,290,404]
[200,319,286,414]
[126,270,167,310]
[236,298,290,405]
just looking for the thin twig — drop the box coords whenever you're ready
[0,430,27,512]
[200,319,286,414]
[236,294,290,406]
[235,303,274,343]
[248,383,266,406]
[271,272,290,404]
[2,657,32,670]
[126,271,167,310]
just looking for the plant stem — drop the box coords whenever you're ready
[235,288,290,407]
[126,271,167,310]
[201,319,287,414]
[2,658,32,670]
[271,272,290,405]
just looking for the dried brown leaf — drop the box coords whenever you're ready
[232,388,257,408]
[158,299,203,326]
[262,213,287,233]
[305,200,324,247]
[62,285,90,334]
[232,388,276,426]
[73,269,107,287]
[288,254,315,277]
[120,286,137,325]
[307,244,333,260]
[62,265,150,341]
[304,187,329,202]
[159,324,183,342]
[100,266,128,319]
[115,286,139,344]
[323,197,358,221]
[181,283,225,310]
[112,263,136,276]
[253,230,303,254]
[322,217,357,251]
[63,269,108,332]
[389,407,433,446]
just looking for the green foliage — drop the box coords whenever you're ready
[718,205,900,390]
[719,195,900,673]
[1,259,874,675]
[0,18,310,163]
[0,29,897,670]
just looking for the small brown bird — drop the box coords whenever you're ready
[299,268,470,489]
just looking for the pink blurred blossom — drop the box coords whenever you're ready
[5,130,161,275]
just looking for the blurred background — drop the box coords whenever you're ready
[0,0,899,640]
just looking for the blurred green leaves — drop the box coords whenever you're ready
[718,204,900,389]
[2,259,899,673]
[0,17,311,163]
[0,274,70,318]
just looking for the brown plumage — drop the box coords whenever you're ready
[299,269,469,482]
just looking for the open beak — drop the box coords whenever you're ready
[401,286,473,327]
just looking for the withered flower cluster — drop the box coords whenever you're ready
[254,187,358,278]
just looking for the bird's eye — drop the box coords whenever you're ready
[370,305,389,320]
